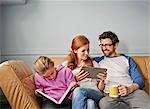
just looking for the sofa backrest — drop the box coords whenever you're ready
[132,56,150,95]
[51,57,67,66]
[51,56,150,95]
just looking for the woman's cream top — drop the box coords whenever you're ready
[62,60,99,90]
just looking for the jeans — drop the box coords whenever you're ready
[87,99,99,109]
[72,87,104,109]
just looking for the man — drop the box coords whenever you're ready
[95,31,150,109]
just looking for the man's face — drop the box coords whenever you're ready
[99,38,118,57]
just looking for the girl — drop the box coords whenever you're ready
[34,56,76,109]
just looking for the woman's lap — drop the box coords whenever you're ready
[72,87,103,109]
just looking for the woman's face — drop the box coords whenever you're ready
[74,44,90,61]
[43,67,57,80]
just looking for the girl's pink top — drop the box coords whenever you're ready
[34,64,74,101]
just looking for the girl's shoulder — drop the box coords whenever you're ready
[34,73,42,79]
[56,63,72,73]
[34,73,47,85]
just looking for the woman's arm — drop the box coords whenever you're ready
[97,80,105,91]
[97,72,107,91]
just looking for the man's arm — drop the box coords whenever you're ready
[118,83,139,96]
[116,55,144,96]
[128,83,139,93]
[128,56,145,89]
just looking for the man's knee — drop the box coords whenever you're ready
[99,96,124,109]
[99,96,131,109]
[99,97,114,109]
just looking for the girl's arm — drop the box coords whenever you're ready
[34,73,44,96]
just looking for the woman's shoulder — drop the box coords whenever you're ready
[92,59,100,67]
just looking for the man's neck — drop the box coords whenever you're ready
[106,53,120,58]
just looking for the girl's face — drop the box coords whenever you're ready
[43,66,57,80]
[74,44,90,61]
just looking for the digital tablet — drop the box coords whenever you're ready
[82,66,107,79]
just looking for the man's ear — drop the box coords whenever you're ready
[114,43,119,49]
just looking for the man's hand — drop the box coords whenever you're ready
[118,83,139,96]
[118,85,129,96]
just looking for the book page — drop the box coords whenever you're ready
[58,82,76,104]
[35,89,58,104]
[35,81,76,104]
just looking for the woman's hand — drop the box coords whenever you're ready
[97,72,107,81]
[75,70,90,82]
[97,72,107,91]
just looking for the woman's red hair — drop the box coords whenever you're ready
[67,35,93,69]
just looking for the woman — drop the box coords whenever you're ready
[62,35,105,109]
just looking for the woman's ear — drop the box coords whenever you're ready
[73,49,78,54]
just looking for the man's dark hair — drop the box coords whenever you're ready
[99,31,119,44]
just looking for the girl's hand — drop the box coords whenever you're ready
[35,88,44,97]
[118,85,129,96]
[75,70,90,81]
[70,82,79,91]
[34,90,42,97]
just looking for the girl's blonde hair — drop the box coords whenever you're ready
[33,56,54,75]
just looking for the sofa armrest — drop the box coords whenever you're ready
[0,60,40,109]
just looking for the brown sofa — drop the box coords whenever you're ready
[0,56,150,109]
